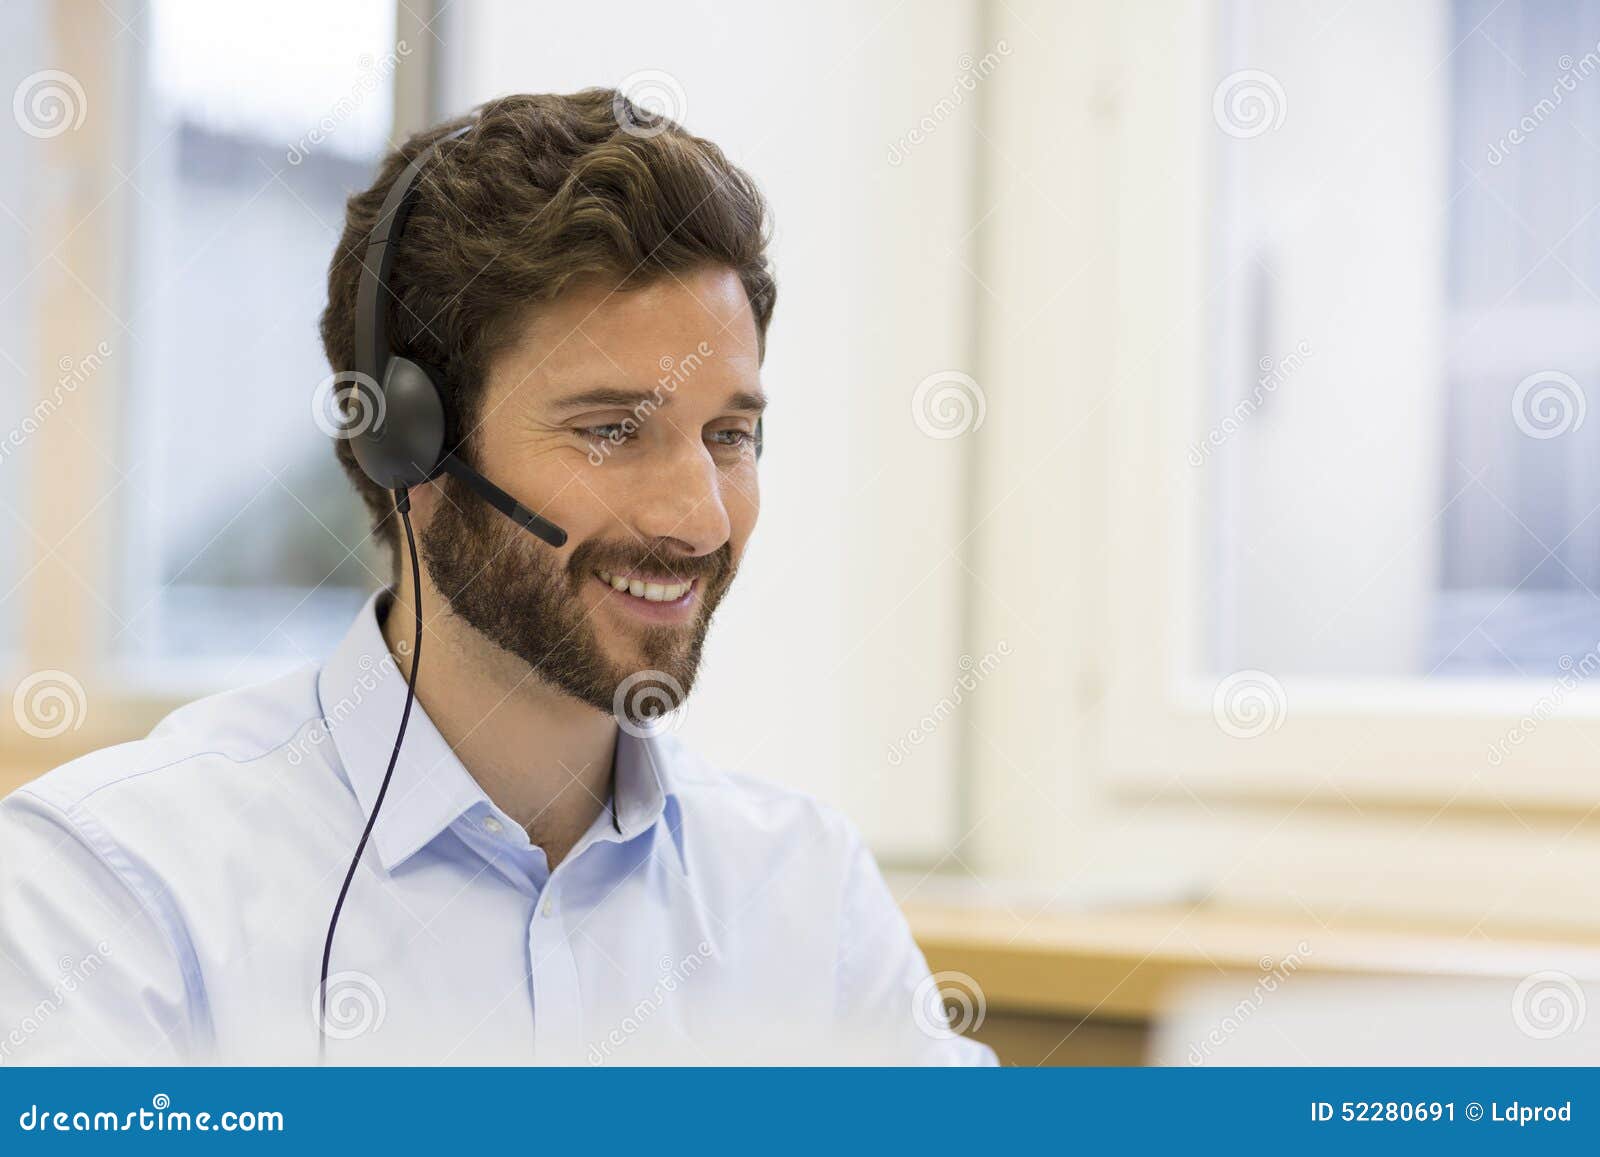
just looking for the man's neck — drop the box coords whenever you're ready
[379,588,618,869]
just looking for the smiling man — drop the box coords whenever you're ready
[0,91,994,1066]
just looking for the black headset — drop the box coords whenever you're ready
[346,124,569,547]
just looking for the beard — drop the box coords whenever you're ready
[416,472,736,725]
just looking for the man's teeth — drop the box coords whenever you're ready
[596,570,693,602]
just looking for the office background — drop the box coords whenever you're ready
[3,0,1599,1062]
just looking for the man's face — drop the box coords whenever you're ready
[418,265,764,723]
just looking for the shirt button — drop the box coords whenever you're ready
[483,817,503,835]
[541,897,556,917]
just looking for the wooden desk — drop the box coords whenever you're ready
[904,899,1600,1066]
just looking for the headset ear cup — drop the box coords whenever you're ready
[349,357,447,489]
[414,358,458,448]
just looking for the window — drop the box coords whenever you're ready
[1205,0,1600,682]
[116,0,398,678]
[1438,0,1600,678]
[1079,0,1600,807]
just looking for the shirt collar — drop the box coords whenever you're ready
[317,590,682,873]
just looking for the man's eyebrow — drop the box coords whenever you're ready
[552,387,658,411]
[722,389,768,416]
[552,386,768,415]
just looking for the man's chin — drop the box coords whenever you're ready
[589,617,711,704]
[594,633,697,684]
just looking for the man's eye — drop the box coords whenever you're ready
[707,428,754,448]
[580,422,634,443]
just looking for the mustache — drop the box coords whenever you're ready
[565,539,734,587]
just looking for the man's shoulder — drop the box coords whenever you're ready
[8,664,325,825]
[655,733,864,854]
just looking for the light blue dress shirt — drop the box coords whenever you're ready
[0,592,994,1065]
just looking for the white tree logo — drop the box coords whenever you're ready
[12,670,87,739]
[312,371,384,439]
[614,70,687,138]
[1212,69,1287,139]
[1512,970,1587,1040]
[1212,670,1287,739]
[314,970,387,1041]
[912,371,986,439]
[612,670,687,739]
[912,970,986,1039]
[1511,371,1586,439]
[13,70,87,139]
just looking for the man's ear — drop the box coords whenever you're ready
[403,476,447,533]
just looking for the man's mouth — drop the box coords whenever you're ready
[595,569,697,603]
[591,568,701,625]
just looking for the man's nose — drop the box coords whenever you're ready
[629,440,731,557]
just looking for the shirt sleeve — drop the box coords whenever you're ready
[0,789,199,1064]
[833,826,998,1066]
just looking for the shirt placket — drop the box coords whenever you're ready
[527,854,587,1062]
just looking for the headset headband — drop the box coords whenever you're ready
[353,124,471,389]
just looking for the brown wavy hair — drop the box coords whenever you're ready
[319,89,777,555]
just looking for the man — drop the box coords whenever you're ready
[0,91,994,1065]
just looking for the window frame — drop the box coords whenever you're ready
[0,0,430,792]
[1095,0,1600,816]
